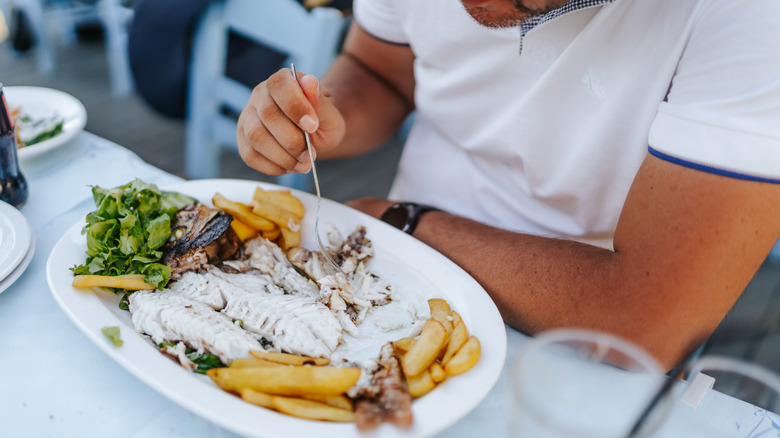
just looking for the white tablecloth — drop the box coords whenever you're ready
[1,132,778,437]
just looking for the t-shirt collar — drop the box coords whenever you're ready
[519,0,616,37]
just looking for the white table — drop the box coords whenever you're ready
[0,132,777,437]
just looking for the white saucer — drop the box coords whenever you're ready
[0,234,34,294]
[0,201,33,287]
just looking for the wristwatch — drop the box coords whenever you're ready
[380,202,441,235]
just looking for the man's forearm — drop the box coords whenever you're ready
[411,210,708,370]
[318,24,415,159]
[405,155,780,370]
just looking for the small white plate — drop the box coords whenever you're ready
[0,234,35,295]
[4,86,88,160]
[0,200,32,287]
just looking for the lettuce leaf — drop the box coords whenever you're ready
[71,178,195,289]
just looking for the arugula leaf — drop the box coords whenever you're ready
[101,326,123,347]
[71,178,195,289]
[188,352,224,374]
[156,342,225,373]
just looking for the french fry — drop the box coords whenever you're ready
[252,187,305,219]
[429,362,447,384]
[393,337,416,354]
[229,357,285,368]
[207,366,359,396]
[240,388,275,409]
[303,394,354,411]
[72,274,155,290]
[250,199,301,231]
[230,219,260,241]
[277,225,301,250]
[242,389,355,422]
[249,350,330,366]
[444,336,481,376]
[441,320,469,365]
[402,319,447,377]
[428,299,453,336]
[261,227,281,241]
[451,310,463,327]
[213,193,275,232]
[272,396,355,422]
[429,299,453,358]
[405,368,435,398]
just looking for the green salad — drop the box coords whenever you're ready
[71,179,195,290]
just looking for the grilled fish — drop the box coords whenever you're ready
[162,267,343,358]
[288,227,392,328]
[128,289,262,363]
[223,236,319,297]
[354,343,414,431]
[161,203,240,279]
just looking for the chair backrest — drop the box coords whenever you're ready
[97,0,134,96]
[185,0,346,189]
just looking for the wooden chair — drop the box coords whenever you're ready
[185,0,346,190]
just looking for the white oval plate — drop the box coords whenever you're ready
[46,179,507,438]
[0,200,32,287]
[4,86,88,160]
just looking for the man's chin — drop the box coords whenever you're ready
[464,6,526,28]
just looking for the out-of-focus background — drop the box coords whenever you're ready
[2,0,780,374]
[0,0,403,202]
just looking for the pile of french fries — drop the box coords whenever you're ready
[208,351,359,422]
[393,299,481,397]
[209,298,481,425]
[213,187,305,250]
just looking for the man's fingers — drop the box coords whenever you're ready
[293,148,315,173]
[268,69,319,134]
[236,67,345,177]
[299,75,321,105]
[257,99,308,160]
[238,112,301,174]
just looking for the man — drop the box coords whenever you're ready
[236,0,780,369]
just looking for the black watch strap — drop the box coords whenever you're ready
[380,202,441,235]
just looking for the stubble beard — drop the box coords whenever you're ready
[463,0,568,28]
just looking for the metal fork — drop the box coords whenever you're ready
[289,63,348,278]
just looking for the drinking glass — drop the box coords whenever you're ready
[663,355,780,437]
[509,329,670,438]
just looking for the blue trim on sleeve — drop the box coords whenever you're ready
[648,147,780,184]
[353,17,411,47]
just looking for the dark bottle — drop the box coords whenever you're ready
[0,83,28,207]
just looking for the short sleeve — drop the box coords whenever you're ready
[353,0,409,45]
[648,0,780,182]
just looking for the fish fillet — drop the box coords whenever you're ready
[222,291,343,358]
[163,267,343,358]
[128,290,262,363]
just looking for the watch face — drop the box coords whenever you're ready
[381,203,412,231]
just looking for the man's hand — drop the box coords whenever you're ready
[236,22,416,176]
[237,68,346,176]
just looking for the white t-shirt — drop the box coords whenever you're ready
[354,0,780,249]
